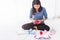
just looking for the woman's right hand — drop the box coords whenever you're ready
[32,19,35,23]
[30,18,35,23]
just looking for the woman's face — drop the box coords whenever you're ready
[34,4,40,10]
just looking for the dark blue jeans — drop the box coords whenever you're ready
[22,22,50,31]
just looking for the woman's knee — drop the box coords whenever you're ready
[22,24,26,30]
[44,25,50,31]
[22,23,33,30]
[37,24,50,31]
[22,24,29,30]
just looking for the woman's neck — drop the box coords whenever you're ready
[36,9,39,13]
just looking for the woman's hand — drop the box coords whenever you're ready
[30,18,46,24]
[30,18,35,23]
[31,19,41,24]
[34,20,41,24]
[32,19,35,23]
[40,18,46,22]
[34,18,46,24]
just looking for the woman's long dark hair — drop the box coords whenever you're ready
[32,0,42,15]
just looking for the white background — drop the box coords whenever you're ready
[0,0,60,40]
[0,0,17,40]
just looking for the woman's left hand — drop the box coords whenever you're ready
[38,18,46,23]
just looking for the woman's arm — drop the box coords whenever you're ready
[40,18,46,22]
[30,18,35,22]
[39,8,48,22]
[30,8,35,23]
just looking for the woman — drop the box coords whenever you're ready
[22,0,50,31]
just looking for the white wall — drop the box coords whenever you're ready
[0,0,17,40]
[55,0,60,16]
[40,0,55,18]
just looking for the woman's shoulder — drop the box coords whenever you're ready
[30,8,33,12]
[42,7,46,10]
[30,8,33,11]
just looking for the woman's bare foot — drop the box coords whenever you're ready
[33,26,37,30]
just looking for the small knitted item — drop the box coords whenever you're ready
[28,29,36,35]
[34,20,40,24]
[40,31,43,35]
